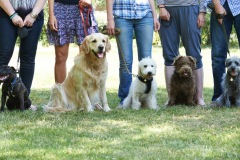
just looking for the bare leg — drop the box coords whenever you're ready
[164,66,175,105]
[54,44,69,83]
[194,68,205,106]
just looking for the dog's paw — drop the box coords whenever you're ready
[87,106,94,112]
[150,105,159,110]
[131,102,141,110]
[103,106,111,112]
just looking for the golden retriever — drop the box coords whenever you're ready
[43,33,111,112]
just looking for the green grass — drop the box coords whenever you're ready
[0,88,240,159]
[1,44,240,159]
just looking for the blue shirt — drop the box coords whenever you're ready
[113,0,151,19]
[205,0,240,16]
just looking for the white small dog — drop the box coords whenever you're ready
[122,57,158,110]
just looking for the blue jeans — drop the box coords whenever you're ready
[210,1,240,101]
[114,12,154,103]
[0,12,44,94]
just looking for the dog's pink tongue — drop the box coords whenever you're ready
[98,52,104,58]
[231,70,237,76]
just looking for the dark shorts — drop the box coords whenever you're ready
[47,2,98,46]
[159,5,203,69]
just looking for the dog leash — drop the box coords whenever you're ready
[102,26,138,77]
[15,51,20,78]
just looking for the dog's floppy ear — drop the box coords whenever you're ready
[172,56,183,66]
[105,35,111,52]
[138,61,143,77]
[80,37,90,54]
[225,57,231,67]
[187,56,197,69]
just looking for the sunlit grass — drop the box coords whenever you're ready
[1,44,240,159]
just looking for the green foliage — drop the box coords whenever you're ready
[39,4,238,48]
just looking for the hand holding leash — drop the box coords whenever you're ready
[101,25,137,77]
[207,2,229,55]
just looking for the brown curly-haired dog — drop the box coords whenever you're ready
[167,56,197,106]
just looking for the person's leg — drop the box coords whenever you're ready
[114,17,134,104]
[180,5,205,105]
[233,13,240,47]
[159,7,180,102]
[0,18,17,66]
[194,68,205,105]
[134,12,154,60]
[54,44,69,83]
[210,2,233,101]
[19,18,44,93]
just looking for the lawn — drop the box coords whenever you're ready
[0,40,240,159]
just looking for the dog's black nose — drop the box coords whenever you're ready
[98,45,104,52]
[148,72,152,75]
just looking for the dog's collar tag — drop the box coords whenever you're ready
[230,77,233,81]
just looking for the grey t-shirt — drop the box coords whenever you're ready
[157,0,206,13]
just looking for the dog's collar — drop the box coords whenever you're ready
[9,77,21,97]
[138,76,153,94]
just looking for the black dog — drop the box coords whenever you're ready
[0,65,31,111]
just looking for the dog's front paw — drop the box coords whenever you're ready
[86,106,94,112]
[103,106,111,112]
[131,102,141,110]
[166,100,175,107]
[150,105,159,110]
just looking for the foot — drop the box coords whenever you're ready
[29,105,37,111]
[197,98,205,106]
[117,104,123,108]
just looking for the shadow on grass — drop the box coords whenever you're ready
[0,88,239,159]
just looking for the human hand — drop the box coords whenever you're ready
[214,2,226,24]
[48,15,58,31]
[159,8,170,21]
[197,12,206,28]
[106,19,115,35]
[23,14,36,27]
[12,15,24,28]
[153,17,160,31]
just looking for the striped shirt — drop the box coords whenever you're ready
[204,0,240,16]
[113,0,151,19]
[157,0,206,13]
[9,0,37,10]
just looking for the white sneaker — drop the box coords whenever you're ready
[29,105,37,111]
